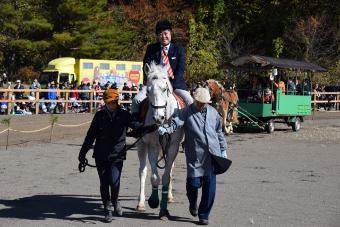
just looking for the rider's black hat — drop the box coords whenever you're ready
[155,20,172,34]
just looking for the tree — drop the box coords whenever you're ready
[284,15,339,66]
[0,0,53,80]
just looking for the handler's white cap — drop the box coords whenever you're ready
[193,87,212,103]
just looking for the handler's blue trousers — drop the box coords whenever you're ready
[95,160,123,208]
[186,173,216,220]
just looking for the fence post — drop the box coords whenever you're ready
[35,90,40,115]
[313,92,317,111]
[89,90,93,113]
[6,90,11,115]
[65,92,69,114]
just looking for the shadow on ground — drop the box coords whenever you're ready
[0,194,193,224]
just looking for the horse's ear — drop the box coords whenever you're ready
[144,63,151,75]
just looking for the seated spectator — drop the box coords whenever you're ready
[14,80,24,99]
[0,92,8,114]
[79,81,90,100]
[131,83,138,99]
[274,79,286,95]
[122,82,131,101]
[262,88,275,103]
[48,81,57,110]
[287,79,296,95]
[30,78,40,96]
[303,79,311,95]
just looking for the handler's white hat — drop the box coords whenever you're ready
[193,87,212,103]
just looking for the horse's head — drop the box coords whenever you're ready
[206,79,224,101]
[145,62,173,125]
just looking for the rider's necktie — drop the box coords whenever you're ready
[162,46,174,79]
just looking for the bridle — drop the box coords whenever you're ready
[148,82,171,169]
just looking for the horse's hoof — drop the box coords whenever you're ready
[148,197,159,209]
[159,209,170,220]
[136,205,146,212]
[168,197,175,203]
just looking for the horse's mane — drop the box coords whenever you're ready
[145,61,173,93]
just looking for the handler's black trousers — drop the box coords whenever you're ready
[95,160,123,208]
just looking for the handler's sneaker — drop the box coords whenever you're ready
[189,206,198,217]
[114,201,123,216]
[104,208,113,223]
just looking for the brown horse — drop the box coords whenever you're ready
[206,79,239,134]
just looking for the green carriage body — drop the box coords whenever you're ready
[230,55,326,133]
[239,89,311,118]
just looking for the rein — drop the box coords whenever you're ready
[157,132,171,169]
[78,131,147,173]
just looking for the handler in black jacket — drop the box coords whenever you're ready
[78,89,155,223]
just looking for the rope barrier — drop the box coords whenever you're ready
[9,125,51,133]
[0,128,9,134]
[55,121,91,127]
[0,121,91,134]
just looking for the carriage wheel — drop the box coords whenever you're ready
[265,120,275,133]
[292,118,301,132]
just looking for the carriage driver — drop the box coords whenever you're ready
[131,19,193,118]
[78,89,157,223]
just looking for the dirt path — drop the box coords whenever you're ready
[0,112,339,226]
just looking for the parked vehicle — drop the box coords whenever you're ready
[40,57,143,88]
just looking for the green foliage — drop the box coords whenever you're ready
[186,17,220,81]
[0,0,337,86]
[273,37,284,58]
[49,114,58,126]
[17,66,39,83]
[0,117,11,126]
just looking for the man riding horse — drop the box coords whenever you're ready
[131,19,193,119]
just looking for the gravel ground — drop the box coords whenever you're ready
[0,111,339,227]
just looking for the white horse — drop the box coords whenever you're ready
[136,62,184,219]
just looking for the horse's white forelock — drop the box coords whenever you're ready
[207,79,223,89]
[146,61,173,93]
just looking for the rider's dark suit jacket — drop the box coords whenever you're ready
[143,42,187,90]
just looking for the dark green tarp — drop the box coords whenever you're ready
[230,55,326,72]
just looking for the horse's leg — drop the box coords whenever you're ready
[167,162,175,203]
[222,106,229,134]
[147,145,161,209]
[225,122,232,134]
[159,132,181,219]
[136,143,147,211]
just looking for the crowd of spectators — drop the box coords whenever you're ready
[0,78,143,115]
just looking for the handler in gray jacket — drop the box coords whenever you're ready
[158,87,227,225]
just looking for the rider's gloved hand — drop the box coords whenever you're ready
[158,126,168,136]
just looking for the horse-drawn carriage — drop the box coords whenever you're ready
[230,55,326,133]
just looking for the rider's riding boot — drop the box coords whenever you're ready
[103,202,113,223]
